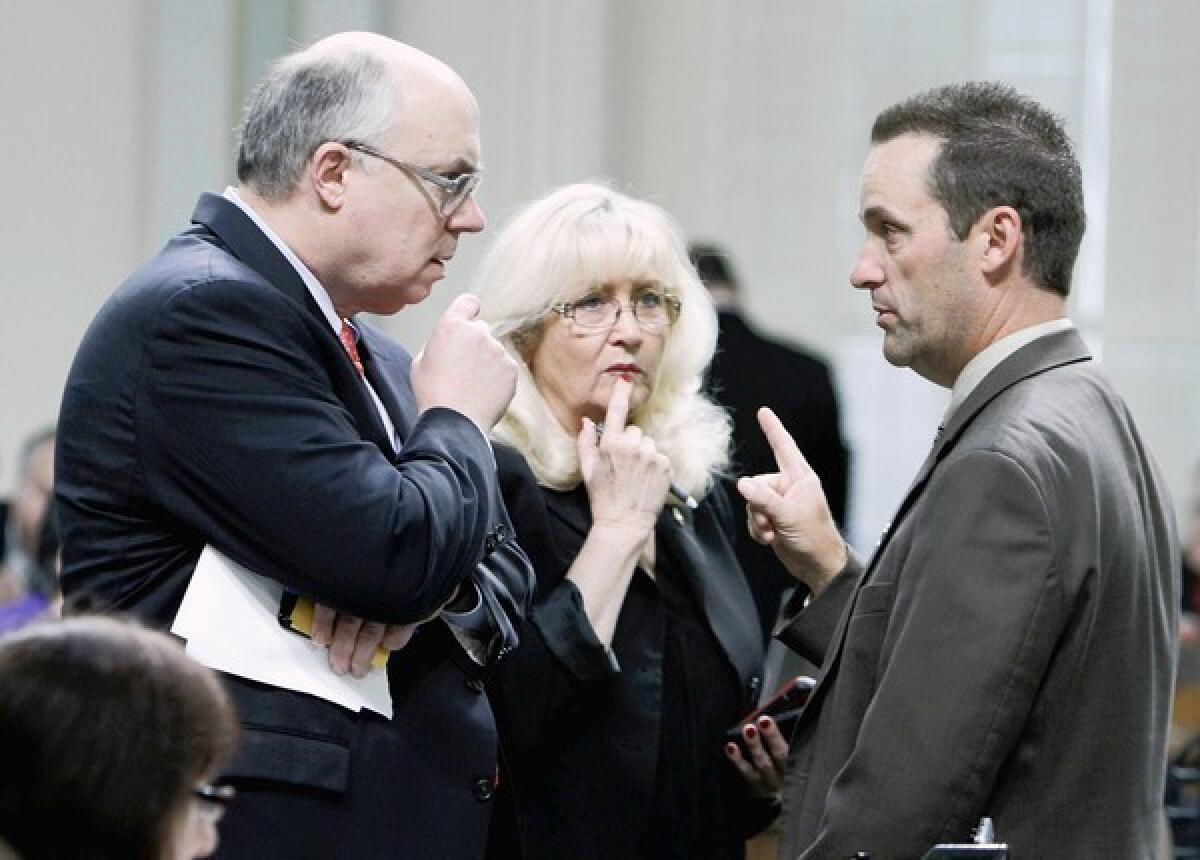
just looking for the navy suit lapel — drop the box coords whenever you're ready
[190,193,400,458]
[192,193,313,310]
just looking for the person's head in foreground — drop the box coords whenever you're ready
[0,617,238,860]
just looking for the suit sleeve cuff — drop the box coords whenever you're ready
[532,581,621,678]
[774,554,863,665]
[441,583,491,665]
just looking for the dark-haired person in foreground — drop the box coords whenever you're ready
[737,82,1178,858]
[0,617,238,859]
[55,31,531,859]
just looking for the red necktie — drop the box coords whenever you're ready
[339,320,365,377]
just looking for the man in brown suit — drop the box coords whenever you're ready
[736,82,1178,858]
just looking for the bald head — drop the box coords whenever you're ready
[307,31,468,91]
[236,32,475,201]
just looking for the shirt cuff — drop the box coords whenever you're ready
[441,583,491,666]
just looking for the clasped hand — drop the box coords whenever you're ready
[309,606,419,678]
[309,588,468,678]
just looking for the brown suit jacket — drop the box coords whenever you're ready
[776,328,1178,859]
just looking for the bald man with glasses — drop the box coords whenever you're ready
[56,32,532,859]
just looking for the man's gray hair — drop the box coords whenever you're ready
[236,48,398,200]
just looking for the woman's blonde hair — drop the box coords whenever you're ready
[476,182,731,498]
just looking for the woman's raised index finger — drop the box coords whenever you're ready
[605,377,632,432]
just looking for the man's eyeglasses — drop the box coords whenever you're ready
[551,289,682,333]
[340,139,482,218]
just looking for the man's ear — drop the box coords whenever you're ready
[978,205,1022,278]
[310,142,352,210]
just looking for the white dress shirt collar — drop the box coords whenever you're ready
[222,187,342,337]
[943,317,1075,427]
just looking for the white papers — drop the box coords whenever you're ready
[171,545,392,718]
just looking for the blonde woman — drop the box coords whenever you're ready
[478,183,785,859]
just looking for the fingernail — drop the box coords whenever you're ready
[724,742,738,757]
[758,716,773,730]
[743,724,757,741]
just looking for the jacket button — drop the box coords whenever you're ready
[473,777,494,802]
[465,677,484,693]
[485,523,509,554]
[749,675,761,696]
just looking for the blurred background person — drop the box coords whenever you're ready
[689,243,848,643]
[477,183,785,859]
[0,616,238,859]
[1170,463,1200,857]
[0,428,58,633]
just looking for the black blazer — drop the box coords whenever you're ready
[709,311,848,523]
[707,310,849,637]
[487,444,768,859]
[56,193,531,859]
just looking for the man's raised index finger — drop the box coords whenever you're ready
[757,407,811,476]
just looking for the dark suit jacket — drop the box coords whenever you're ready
[707,310,849,637]
[56,193,531,859]
[774,329,1179,859]
[487,444,768,859]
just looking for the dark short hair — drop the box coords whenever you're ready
[687,242,739,291]
[871,82,1085,296]
[0,617,238,859]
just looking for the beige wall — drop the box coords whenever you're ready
[2,0,1197,551]
[0,0,147,490]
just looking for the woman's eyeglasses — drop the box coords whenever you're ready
[551,289,681,333]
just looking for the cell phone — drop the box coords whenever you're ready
[724,675,816,746]
[277,592,389,670]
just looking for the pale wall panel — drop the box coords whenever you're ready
[377,0,614,350]
[0,0,149,491]
[1105,0,1200,342]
